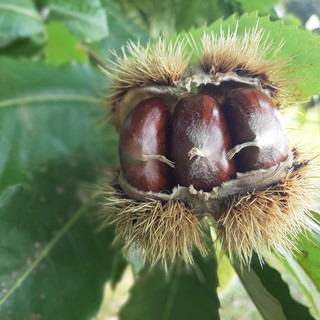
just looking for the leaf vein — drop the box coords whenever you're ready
[0,4,41,21]
[0,95,100,108]
[0,202,90,307]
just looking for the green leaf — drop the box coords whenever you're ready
[0,37,45,59]
[97,0,149,57]
[267,250,320,319]
[0,166,118,320]
[174,1,234,33]
[0,58,120,318]
[80,0,149,69]
[44,0,108,42]
[110,255,128,289]
[234,0,279,13]
[295,230,320,290]
[183,13,320,101]
[115,0,234,35]
[84,0,149,63]
[120,250,220,320]
[45,22,88,65]
[233,257,314,320]
[0,57,118,191]
[0,0,45,47]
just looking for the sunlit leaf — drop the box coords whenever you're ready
[266,250,320,319]
[233,257,314,320]
[45,22,88,64]
[296,230,320,290]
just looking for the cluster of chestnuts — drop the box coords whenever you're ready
[120,88,289,195]
[100,29,317,267]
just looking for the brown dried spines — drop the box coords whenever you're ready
[99,181,208,269]
[104,27,289,128]
[217,153,319,265]
[103,38,190,127]
[190,26,287,104]
[100,150,317,267]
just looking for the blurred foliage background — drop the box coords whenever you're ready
[0,0,320,319]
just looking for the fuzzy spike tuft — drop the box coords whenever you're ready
[191,25,289,103]
[217,153,320,266]
[98,179,208,269]
[103,38,190,107]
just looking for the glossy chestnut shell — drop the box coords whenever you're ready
[119,89,290,194]
[222,88,289,172]
[119,97,173,192]
[171,94,236,191]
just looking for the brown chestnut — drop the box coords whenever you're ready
[171,94,236,191]
[222,88,289,172]
[119,97,174,192]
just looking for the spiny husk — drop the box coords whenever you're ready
[217,154,319,266]
[104,38,189,108]
[98,152,318,269]
[99,181,208,269]
[99,28,318,269]
[189,25,288,104]
[103,26,289,129]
